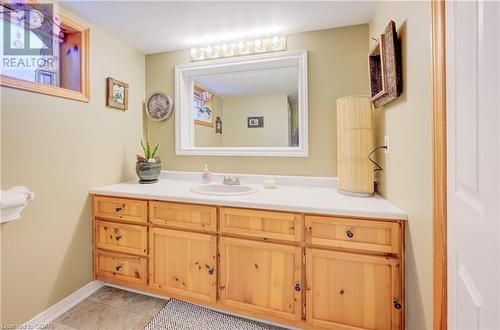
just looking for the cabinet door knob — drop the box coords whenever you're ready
[393,299,402,310]
[115,207,122,212]
[294,283,301,292]
[208,268,215,275]
[346,230,354,238]
[115,265,122,272]
[115,235,122,241]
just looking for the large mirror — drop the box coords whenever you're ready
[175,50,308,156]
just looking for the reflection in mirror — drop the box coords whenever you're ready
[193,67,299,148]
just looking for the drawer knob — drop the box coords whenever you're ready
[115,207,122,212]
[208,268,215,275]
[346,230,354,238]
[115,265,122,272]
[115,235,122,241]
[393,299,402,310]
[294,283,301,292]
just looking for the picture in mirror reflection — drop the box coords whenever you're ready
[193,66,299,148]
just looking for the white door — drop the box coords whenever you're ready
[446,1,500,329]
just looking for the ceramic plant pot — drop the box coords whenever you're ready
[136,161,161,184]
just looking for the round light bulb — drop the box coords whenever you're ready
[190,47,197,56]
[221,43,229,54]
[205,45,213,56]
[271,35,280,48]
[238,40,246,52]
[254,38,262,50]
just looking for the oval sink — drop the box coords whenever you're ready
[191,183,259,196]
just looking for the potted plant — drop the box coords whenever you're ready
[136,131,161,183]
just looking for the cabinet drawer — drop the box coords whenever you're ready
[96,251,147,285]
[305,216,400,254]
[93,196,147,224]
[220,207,302,242]
[150,201,217,232]
[95,220,147,256]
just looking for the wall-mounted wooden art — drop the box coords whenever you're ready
[368,20,402,108]
[106,77,129,110]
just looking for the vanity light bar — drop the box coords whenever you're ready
[190,35,286,61]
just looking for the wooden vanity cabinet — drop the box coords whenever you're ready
[92,195,405,330]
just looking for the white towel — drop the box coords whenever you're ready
[0,186,34,223]
[0,187,29,209]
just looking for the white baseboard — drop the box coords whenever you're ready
[21,280,104,329]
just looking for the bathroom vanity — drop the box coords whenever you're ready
[91,172,406,330]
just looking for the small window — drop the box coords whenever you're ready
[0,2,89,102]
[193,84,215,127]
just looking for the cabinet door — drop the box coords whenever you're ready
[149,228,217,302]
[219,237,302,321]
[306,248,402,330]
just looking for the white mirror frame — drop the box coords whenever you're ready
[175,49,308,157]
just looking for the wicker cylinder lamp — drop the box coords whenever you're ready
[337,96,375,197]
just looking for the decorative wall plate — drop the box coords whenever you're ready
[146,92,173,121]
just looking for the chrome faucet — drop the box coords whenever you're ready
[223,176,240,185]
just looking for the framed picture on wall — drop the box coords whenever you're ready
[106,77,129,110]
[247,116,264,128]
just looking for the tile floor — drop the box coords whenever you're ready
[52,286,167,330]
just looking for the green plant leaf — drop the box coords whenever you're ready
[140,139,146,156]
[151,143,160,158]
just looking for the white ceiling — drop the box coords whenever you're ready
[59,1,376,54]
[195,67,299,102]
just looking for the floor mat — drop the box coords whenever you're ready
[144,298,290,330]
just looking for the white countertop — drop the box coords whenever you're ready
[90,171,407,220]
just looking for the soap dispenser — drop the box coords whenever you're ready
[202,164,211,183]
